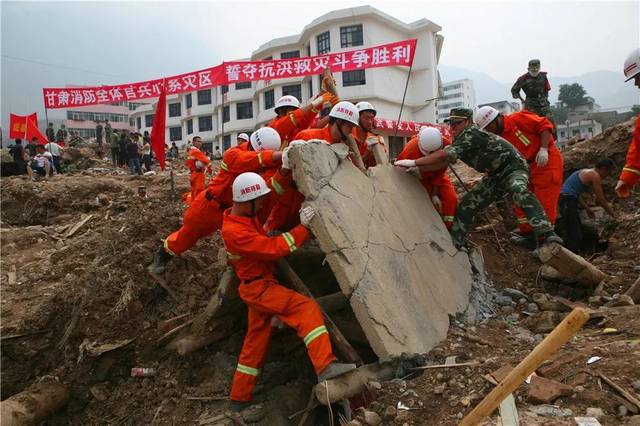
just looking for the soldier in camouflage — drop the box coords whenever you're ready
[394,108,563,251]
[104,120,112,149]
[511,59,552,117]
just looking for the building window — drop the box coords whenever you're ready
[306,44,311,56]
[221,85,229,94]
[263,56,272,60]
[187,119,193,134]
[236,82,251,90]
[185,93,192,109]
[136,117,141,129]
[223,134,231,151]
[145,114,155,127]
[169,126,182,141]
[281,50,300,59]
[282,84,302,102]
[317,31,330,54]
[340,25,363,48]
[560,131,565,138]
[236,102,253,120]
[197,89,212,105]
[342,70,366,87]
[264,89,275,110]
[223,106,230,123]
[199,116,213,132]
[308,80,313,99]
[169,103,181,117]
[129,119,134,126]
[588,127,593,133]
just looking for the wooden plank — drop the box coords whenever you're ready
[65,214,94,238]
[598,373,640,410]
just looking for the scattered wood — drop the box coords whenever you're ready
[277,259,362,365]
[65,214,93,238]
[0,329,49,342]
[624,275,640,303]
[0,381,69,426]
[58,278,97,349]
[459,308,590,426]
[597,373,640,411]
[190,267,239,335]
[158,313,192,333]
[538,243,607,286]
[198,414,226,425]
[167,314,240,355]
[148,271,179,301]
[314,362,396,405]
[410,361,479,371]
[156,319,194,347]
[316,291,349,313]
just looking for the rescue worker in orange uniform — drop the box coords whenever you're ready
[352,101,387,168]
[184,136,211,203]
[265,101,361,232]
[616,48,640,198]
[475,106,563,244]
[396,127,458,229]
[149,128,283,274]
[223,172,355,416]
[269,93,339,148]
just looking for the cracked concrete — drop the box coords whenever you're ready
[289,141,475,357]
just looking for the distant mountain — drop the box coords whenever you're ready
[439,65,639,111]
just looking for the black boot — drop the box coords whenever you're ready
[149,247,172,274]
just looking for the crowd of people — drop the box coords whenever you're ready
[8,132,65,181]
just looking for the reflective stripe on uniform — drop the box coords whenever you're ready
[442,216,454,222]
[623,167,640,176]
[258,152,263,166]
[281,232,297,252]
[288,112,298,128]
[303,325,328,347]
[515,129,531,146]
[226,251,242,261]
[163,239,177,256]
[236,363,260,376]
[220,161,229,171]
[271,177,285,195]
[517,217,529,224]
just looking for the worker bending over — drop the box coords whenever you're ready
[396,126,458,229]
[223,172,355,416]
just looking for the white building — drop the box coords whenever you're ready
[477,100,520,116]
[130,6,444,154]
[435,79,476,123]
[556,119,602,147]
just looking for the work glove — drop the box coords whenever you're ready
[431,195,442,213]
[195,160,205,170]
[615,180,630,198]
[281,147,291,170]
[394,159,416,168]
[299,206,316,227]
[366,135,383,148]
[312,92,339,108]
[535,147,549,167]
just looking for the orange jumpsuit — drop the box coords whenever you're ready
[185,146,211,202]
[223,210,335,402]
[499,111,563,234]
[397,136,458,229]
[268,107,318,148]
[164,143,278,256]
[619,115,640,194]
[351,127,386,169]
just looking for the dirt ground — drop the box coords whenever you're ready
[1,121,639,425]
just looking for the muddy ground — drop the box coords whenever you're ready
[1,121,639,425]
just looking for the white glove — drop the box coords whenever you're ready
[535,147,549,167]
[366,135,382,147]
[281,147,291,170]
[289,140,306,148]
[299,206,316,227]
[394,159,416,168]
[195,160,205,170]
[431,195,442,213]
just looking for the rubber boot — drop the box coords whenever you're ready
[149,247,173,274]
[317,362,357,383]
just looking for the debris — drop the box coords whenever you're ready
[498,393,519,426]
[606,294,635,307]
[90,384,109,402]
[598,373,640,411]
[314,362,396,405]
[0,380,69,426]
[523,311,565,333]
[527,375,573,404]
[532,292,567,312]
[586,356,601,365]
[65,214,94,238]
[585,407,605,419]
[574,417,602,426]
[409,361,479,370]
[382,405,397,421]
[624,275,640,303]
[529,404,573,417]
[131,368,157,377]
[0,329,49,341]
[81,338,136,357]
[490,365,514,383]
[538,243,608,286]
[363,410,382,425]
[458,308,589,426]
[602,327,618,334]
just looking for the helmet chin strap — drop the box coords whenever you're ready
[337,120,348,142]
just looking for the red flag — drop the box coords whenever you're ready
[9,113,38,139]
[25,117,49,145]
[150,80,167,170]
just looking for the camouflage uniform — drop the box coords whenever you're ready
[46,124,55,142]
[105,122,112,147]
[444,123,554,249]
[96,123,103,144]
[511,73,551,117]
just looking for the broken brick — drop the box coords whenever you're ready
[528,375,574,404]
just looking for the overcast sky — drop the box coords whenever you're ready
[1,0,638,128]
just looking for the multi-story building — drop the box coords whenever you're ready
[129,6,444,153]
[556,119,602,147]
[477,100,520,115]
[435,79,476,123]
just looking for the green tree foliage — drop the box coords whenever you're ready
[551,104,568,124]
[558,83,588,109]
[631,105,640,114]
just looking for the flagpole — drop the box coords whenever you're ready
[393,62,413,142]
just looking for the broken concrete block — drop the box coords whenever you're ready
[528,375,573,404]
[523,311,566,334]
[290,141,474,357]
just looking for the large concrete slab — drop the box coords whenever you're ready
[289,141,474,357]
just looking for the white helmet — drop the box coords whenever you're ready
[237,133,249,142]
[250,127,281,152]
[418,127,443,155]
[329,101,359,126]
[274,95,301,113]
[232,172,271,202]
[623,48,640,82]
[355,101,377,116]
[475,106,500,130]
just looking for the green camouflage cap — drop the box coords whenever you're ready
[444,108,474,123]
[528,59,541,67]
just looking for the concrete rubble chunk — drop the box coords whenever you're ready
[528,375,574,404]
[290,141,475,357]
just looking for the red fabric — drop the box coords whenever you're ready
[164,190,224,256]
[222,211,334,402]
[269,108,317,147]
[501,111,555,162]
[397,136,457,228]
[9,113,38,139]
[25,117,48,145]
[185,146,211,172]
[373,119,450,138]
[257,166,281,225]
[513,145,564,233]
[150,82,167,170]
[619,115,640,188]
[351,128,386,168]
[293,126,335,143]
[189,172,206,201]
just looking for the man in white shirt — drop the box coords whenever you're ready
[27,145,53,180]
[46,141,64,174]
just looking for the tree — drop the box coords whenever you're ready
[631,105,640,114]
[551,104,568,124]
[558,83,588,109]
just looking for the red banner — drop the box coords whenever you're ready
[150,82,167,170]
[373,117,450,137]
[9,113,38,138]
[43,39,417,109]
